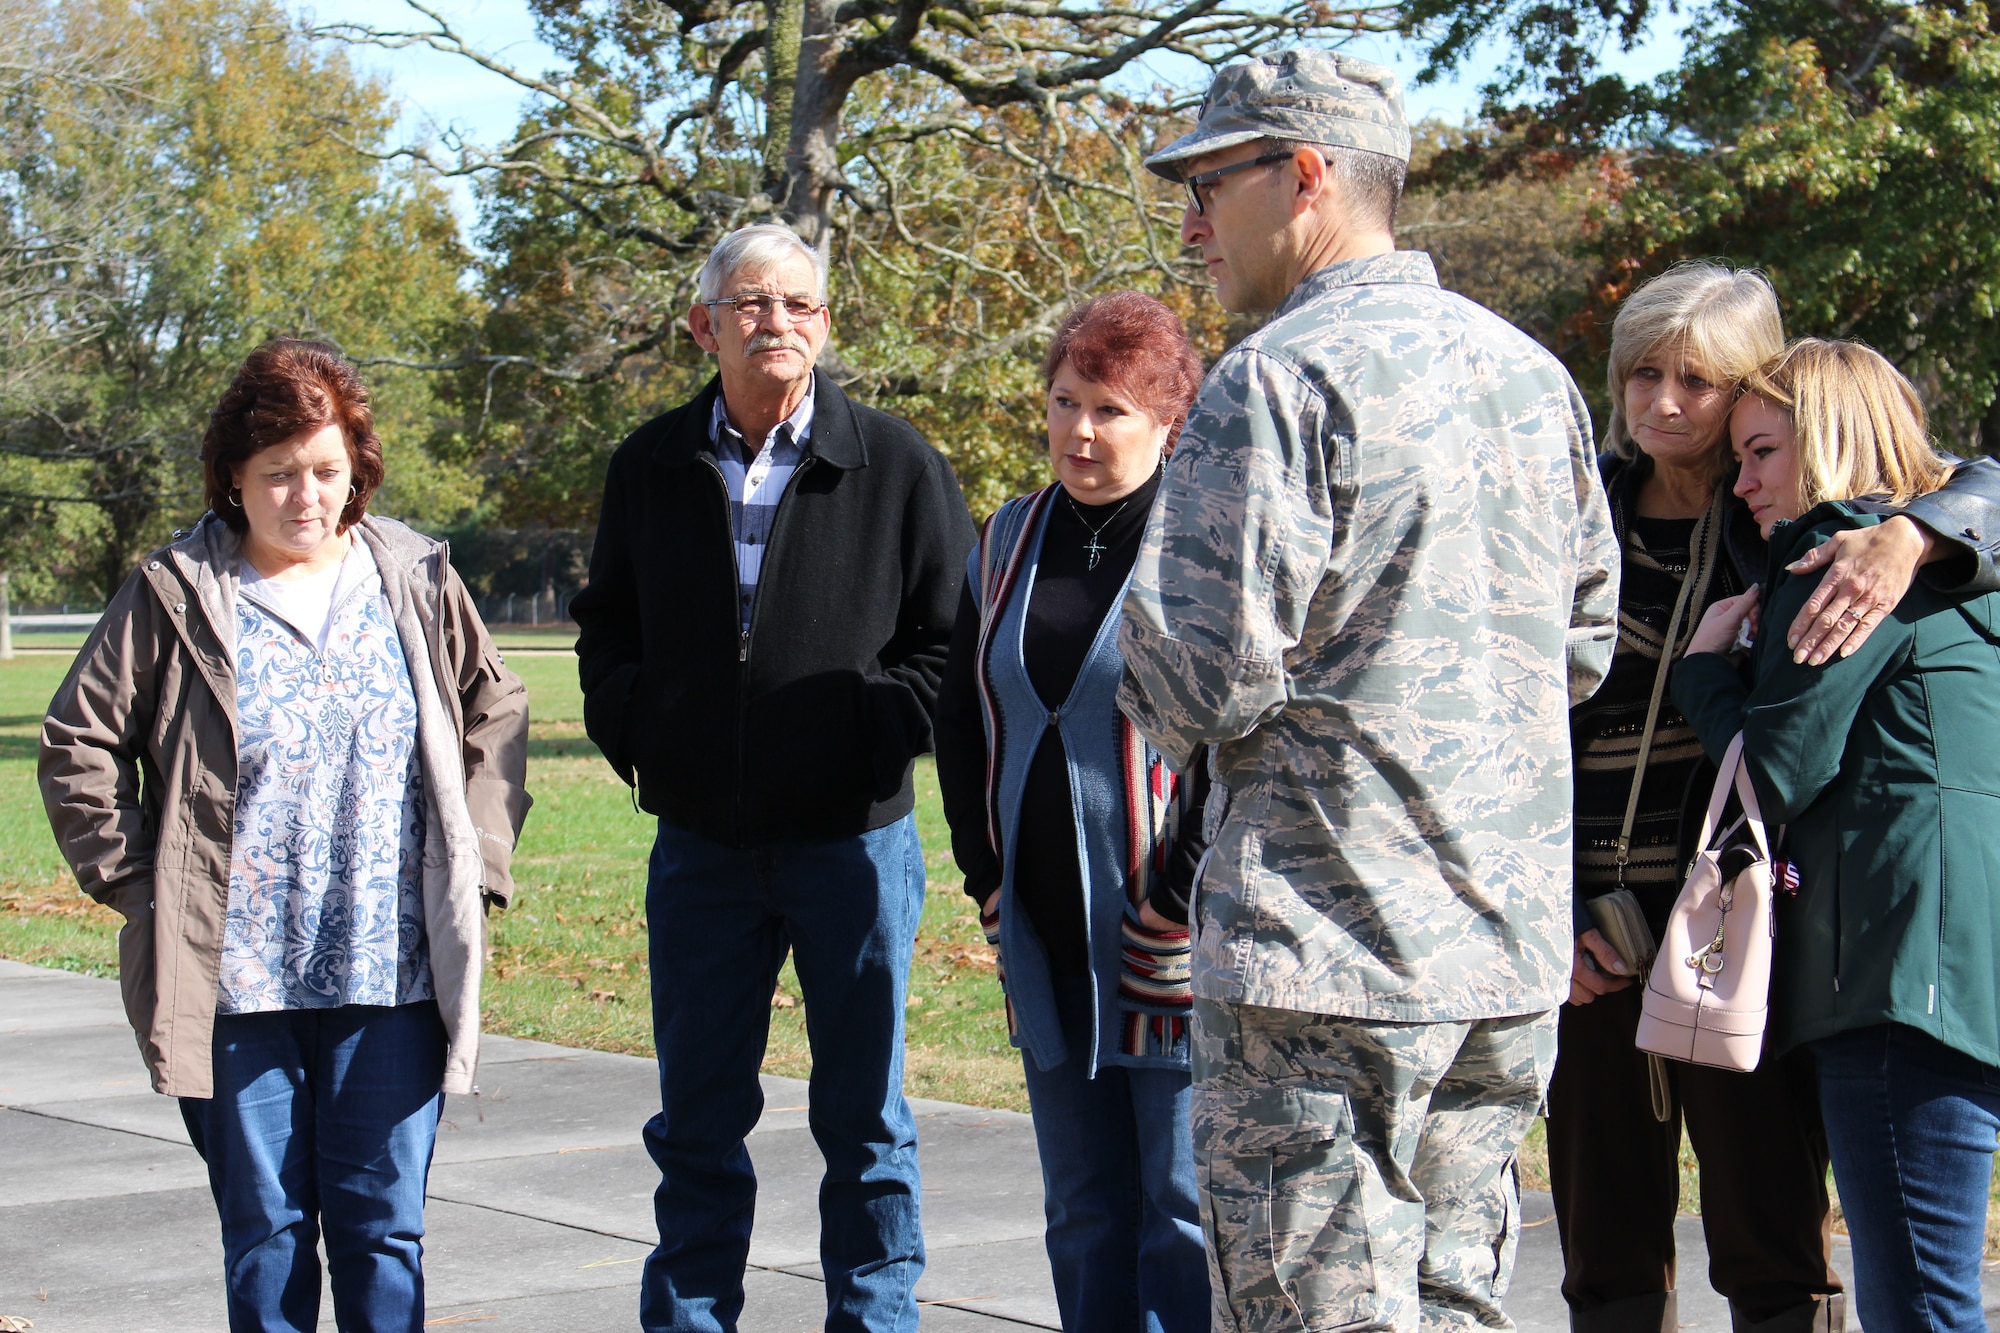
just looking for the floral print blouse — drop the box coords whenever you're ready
[216,540,432,1013]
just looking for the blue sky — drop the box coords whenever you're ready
[318,0,1690,234]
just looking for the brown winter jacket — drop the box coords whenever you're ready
[39,515,531,1098]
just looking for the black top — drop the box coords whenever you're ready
[934,470,1209,977]
[1570,506,1742,935]
[572,371,978,846]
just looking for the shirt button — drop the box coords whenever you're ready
[175,602,186,614]
[148,561,161,570]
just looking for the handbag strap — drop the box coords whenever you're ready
[1694,732,1772,863]
[1732,748,1772,861]
[1616,496,1725,881]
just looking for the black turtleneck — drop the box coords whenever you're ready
[933,468,1209,977]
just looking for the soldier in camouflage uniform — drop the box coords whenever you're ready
[1117,50,1621,1331]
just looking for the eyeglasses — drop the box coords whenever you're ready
[702,292,827,323]
[1182,151,1296,215]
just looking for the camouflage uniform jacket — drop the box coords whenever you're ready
[1116,251,1620,1022]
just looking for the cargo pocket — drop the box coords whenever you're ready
[1195,1084,1378,1332]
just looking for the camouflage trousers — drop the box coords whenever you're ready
[1193,999,1558,1333]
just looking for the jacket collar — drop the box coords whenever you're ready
[1601,447,1769,588]
[1273,250,1440,321]
[351,513,445,580]
[160,514,445,645]
[164,514,241,654]
[166,513,439,582]
[1767,501,1878,576]
[656,369,866,471]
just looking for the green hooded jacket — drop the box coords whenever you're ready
[1674,504,2000,1067]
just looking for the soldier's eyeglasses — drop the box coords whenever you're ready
[1183,152,1296,215]
[703,292,826,323]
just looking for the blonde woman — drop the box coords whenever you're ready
[1677,341,2000,1333]
[1550,268,2000,1333]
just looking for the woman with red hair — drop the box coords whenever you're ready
[934,291,1210,1332]
[41,339,530,1332]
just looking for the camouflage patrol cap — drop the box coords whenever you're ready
[1143,49,1410,181]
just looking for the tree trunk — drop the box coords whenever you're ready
[761,0,804,203]
[779,0,851,250]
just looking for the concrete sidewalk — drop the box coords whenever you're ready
[0,957,1962,1331]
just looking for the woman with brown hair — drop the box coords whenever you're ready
[1550,267,2000,1333]
[934,290,1209,1333]
[40,338,530,1332]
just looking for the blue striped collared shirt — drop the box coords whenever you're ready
[710,386,814,630]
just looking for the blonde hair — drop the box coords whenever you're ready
[1738,339,1951,509]
[1604,262,1785,465]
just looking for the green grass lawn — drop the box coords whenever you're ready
[0,650,1024,1111]
[11,650,2000,1244]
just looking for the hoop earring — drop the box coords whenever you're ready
[227,490,242,508]
[347,484,358,504]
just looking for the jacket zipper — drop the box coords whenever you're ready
[705,450,816,838]
[698,454,745,657]
[701,455,753,839]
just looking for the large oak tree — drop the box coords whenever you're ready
[319,0,1407,517]
[0,0,481,600]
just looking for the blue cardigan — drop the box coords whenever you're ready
[970,488,1192,1075]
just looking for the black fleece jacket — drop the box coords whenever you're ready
[572,371,977,847]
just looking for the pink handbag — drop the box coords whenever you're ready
[1634,733,1776,1072]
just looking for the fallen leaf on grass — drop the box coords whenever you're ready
[0,887,114,921]
[944,942,997,970]
[771,988,796,1009]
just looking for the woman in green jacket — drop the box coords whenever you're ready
[1675,339,2000,1333]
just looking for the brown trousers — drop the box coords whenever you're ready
[1545,987,1844,1333]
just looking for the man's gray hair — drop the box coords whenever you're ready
[696,223,828,304]
[1261,138,1407,231]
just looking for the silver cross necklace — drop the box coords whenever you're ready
[1067,494,1131,571]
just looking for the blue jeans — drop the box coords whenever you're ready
[1814,1023,2000,1333]
[640,814,927,1333]
[1021,976,1206,1333]
[178,1001,446,1333]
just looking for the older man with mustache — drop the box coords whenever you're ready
[571,223,977,1333]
